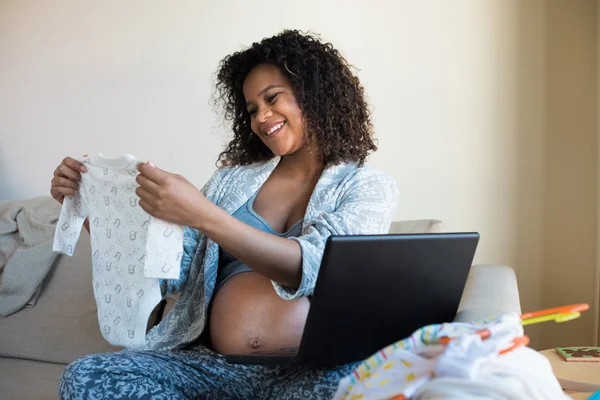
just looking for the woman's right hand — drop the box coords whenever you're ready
[50,156,88,204]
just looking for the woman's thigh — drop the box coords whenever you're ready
[269,362,360,400]
[59,345,359,400]
[59,347,256,400]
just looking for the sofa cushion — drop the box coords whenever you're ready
[0,357,65,400]
[0,230,121,364]
[389,219,445,234]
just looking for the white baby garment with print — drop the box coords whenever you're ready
[52,153,184,349]
[334,313,568,400]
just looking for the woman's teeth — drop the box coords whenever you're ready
[266,122,285,136]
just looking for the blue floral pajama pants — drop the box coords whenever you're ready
[58,344,359,399]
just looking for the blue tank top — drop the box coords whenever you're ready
[215,191,303,290]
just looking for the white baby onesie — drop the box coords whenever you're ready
[52,154,184,349]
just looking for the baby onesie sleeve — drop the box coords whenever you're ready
[144,218,184,280]
[157,174,215,298]
[157,171,225,298]
[52,188,89,257]
[159,225,199,298]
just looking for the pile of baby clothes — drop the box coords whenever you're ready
[333,313,568,400]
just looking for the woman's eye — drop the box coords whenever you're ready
[248,108,257,116]
[267,93,279,104]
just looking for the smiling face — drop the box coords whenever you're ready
[243,63,306,157]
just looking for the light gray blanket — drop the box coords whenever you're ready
[0,196,61,316]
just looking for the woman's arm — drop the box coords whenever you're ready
[197,202,303,287]
[274,170,399,299]
[135,162,303,288]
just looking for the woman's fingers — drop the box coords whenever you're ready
[137,162,167,185]
[64,157,88,173]
[53,186,77,197]
[54,157,87,179]
[53,175,79,190]
[138,199,154,216]
[50,186,64,203]
[50,156,87,203]
[55,163,82,181]
[135,186,157,209]
[135,173,160,196]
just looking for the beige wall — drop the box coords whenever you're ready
[539,0,598,349]
[516,0,547,349]
[0,0,598,349]
[597,0,600,347]
[0,0,524,266]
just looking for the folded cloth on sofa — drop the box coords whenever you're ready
[0,196,61,316]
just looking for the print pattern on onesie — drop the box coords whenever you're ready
[52,154,184,349]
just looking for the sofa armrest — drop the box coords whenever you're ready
[454,264,521,322]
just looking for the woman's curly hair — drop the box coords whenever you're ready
[214,30,377,167]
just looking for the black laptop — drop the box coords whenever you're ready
[224,232,479,366]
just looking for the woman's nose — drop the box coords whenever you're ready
[257,107,273,123]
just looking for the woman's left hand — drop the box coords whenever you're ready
[135,161,206,227]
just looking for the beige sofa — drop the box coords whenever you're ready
[0,207,521,400]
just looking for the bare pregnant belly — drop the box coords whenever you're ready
[209,271,310,355]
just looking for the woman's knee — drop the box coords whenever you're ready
[59,354,105,399]
[58,351,193,400]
